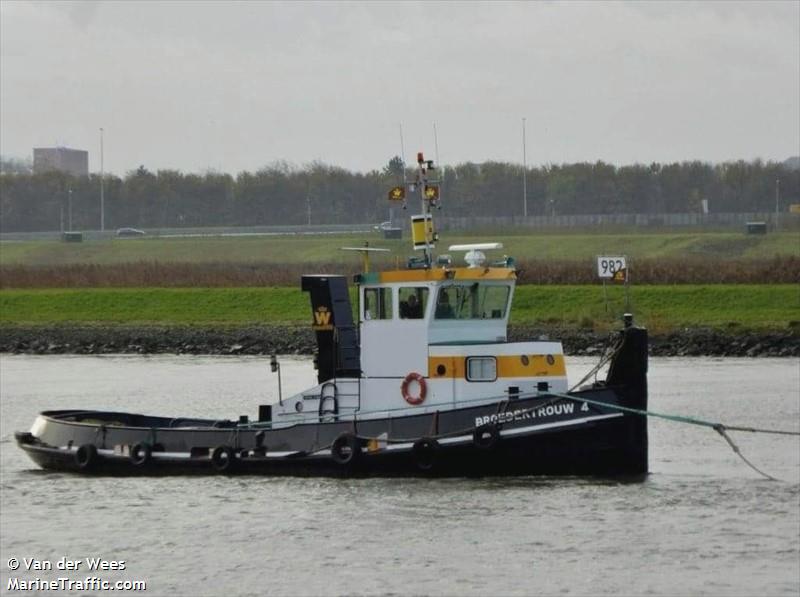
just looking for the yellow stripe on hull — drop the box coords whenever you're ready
[428,354,566,379]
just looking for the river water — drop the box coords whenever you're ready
[1,355,798,596]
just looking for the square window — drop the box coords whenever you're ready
[466,357,497,381]
[364,287,393,320]
[399,287,429,319]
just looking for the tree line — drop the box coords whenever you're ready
[0,157,797,232]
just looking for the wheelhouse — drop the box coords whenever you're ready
[356,268,516,345]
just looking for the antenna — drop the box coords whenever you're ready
[399,123,407,180]
[399,123,408,209]
[341,244,390,273]
[433,122,443,209]
[433,123,440,163]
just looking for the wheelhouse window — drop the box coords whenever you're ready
[466,357,497,382]
[364,287,392,320]
[399,287,429,319]
[434,284,510,320]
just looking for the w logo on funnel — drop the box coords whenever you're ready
[312,306,333,330]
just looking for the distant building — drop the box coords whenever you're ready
[33,147,89,177]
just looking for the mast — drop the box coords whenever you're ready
[387,149,441,268]
[416,152,431,264]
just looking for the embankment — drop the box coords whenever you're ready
[1,324,797,357]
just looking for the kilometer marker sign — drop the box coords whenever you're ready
[597,256,627,283]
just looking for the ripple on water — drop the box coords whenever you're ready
[1,355,798,596]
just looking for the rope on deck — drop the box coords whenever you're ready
[568,334,625,392]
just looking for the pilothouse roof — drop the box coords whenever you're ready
[357,267,516,285]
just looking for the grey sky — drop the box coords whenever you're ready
[1,1,798,175]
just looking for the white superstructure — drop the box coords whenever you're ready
[271,152,568,425]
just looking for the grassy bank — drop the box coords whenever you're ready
[1,285,796,332]
[1,231,797,267]
[2,256,797,287]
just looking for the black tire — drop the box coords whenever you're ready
[331,433,361,466]
[130,442,152,467]
[74,444,98,471]
[412,437,439,471]
[211,445,236,472]
[473,424,501,450]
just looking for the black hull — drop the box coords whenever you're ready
[17,415,644,478]
[15,391,647,478]
[15,328,648,478]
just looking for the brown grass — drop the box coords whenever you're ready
[1,256,797,288]
[516,255,800,285]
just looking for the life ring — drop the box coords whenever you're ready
[74,444,98,471]
[412,437,439,471]
[130,442,152,467]
[401,372,427,405]
[331,433,361,466]
[473,424,501,450]
[211,445,236,472]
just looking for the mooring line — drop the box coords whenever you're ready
[546,391,799,481]
[568,335,625,392]
[713,425,779,482]
[719,425,800,436]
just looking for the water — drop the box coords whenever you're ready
[1,355,798,596]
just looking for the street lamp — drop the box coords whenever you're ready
[100,127,105,232]
[68,187,73,232]
[522,117,528,218]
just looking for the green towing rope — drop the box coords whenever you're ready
[548,390,800,482]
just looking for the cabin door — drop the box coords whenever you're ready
[360,285,428,377]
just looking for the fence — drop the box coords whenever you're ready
[1,212,798,242]
[436,211,800,231]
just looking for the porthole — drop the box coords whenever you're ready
[436,364,447,376]
[520,355,530,366]
[295,401,304,413]
[546,354,555,366]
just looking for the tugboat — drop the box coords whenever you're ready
[15,152,648,477]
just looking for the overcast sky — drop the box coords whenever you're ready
[1,1,798,175]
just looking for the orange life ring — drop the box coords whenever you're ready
[401,372,427,405]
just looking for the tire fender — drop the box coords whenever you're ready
[331,433,361,466]
[412,437,439,471]
[211,445,236,472]
[473,424,501,450]
[74,444,98,471]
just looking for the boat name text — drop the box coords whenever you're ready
[475,401,587,427]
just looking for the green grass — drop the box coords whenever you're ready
[1,285,797,332]
[1,230,797,267]
[0,288,302,325]
[509,285,799,331]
